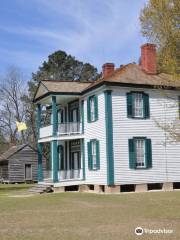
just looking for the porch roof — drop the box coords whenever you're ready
[34,80,92,102]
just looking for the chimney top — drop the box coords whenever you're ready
[102,63,115,78]
[140,43,157,74]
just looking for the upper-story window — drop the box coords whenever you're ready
[134,93,143,117]
[90,97,95,121]
[127,92,150,119]
[87,95,98,122]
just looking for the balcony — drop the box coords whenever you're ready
[39,122,82,139]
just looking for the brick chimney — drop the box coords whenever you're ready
[141,43,157,74]
[102,63,115,78]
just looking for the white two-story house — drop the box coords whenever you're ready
[33,43,180,193]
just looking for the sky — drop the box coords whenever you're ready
[0,0,148,80]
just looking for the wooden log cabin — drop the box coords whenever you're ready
[0,144,46,183]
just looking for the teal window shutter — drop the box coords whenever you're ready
[127,92,133,118]
[87,97,91,122]
[96,140,100,169]
[87,141,92,170]
[128,139,136,169]
[57,145,60,170]
[143,93,150,119]
[94,95,98,121]
[145,139,152,168]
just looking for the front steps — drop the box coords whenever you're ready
[29,184,53,194]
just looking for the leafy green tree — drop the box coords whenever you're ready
[32,50,99,82]
[23,50,100,145]
[140,0,180,76]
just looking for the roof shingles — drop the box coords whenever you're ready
[34,64,180,101]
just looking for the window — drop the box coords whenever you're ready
[134,93,143,118]
[127,92,150,119]
[87,95,98,122]
[128,137,152,169]
[87,139,100,170]
[135,139,145,168]
[92,141,97,169]
[90,97,95,121]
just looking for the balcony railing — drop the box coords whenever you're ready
[39,122,82,139]
[43,169,82,182]
[39,125,52,139]
[58,169,82,180]
[57,122,81,135]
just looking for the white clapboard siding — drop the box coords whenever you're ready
[164,92,180,182]
[83,92,107,185]
[112,87,180,185]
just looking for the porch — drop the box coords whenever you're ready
[38,138,85,184]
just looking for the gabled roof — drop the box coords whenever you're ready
[33,64,180,102]
[34,80,92,101]
[83,64,179,92]
[0,144,36,162]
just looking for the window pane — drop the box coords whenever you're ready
[135,139,145,168]
[134,93,143,117]
[92,141,97,169]
[90,97,95,121]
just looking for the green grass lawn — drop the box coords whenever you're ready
[0,184,180,240]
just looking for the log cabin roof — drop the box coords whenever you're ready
[0,144,36,162]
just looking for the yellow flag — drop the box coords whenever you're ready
[16,121,27,132]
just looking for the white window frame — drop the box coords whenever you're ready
[90,97,95,121]
[133,93,143,118]
[91,140,97,169]
[135,139,145,168]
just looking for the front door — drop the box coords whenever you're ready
[25,164,32,180]
[70,108,79,132]
[72,152,80,178]
[72,152,80,169]
[72,109,78,122]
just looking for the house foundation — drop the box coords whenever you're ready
[162,182,173,191]
[135,184,147,192]
[53,186,65,193]
[105,185,120,194]
[79,184,89,192]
